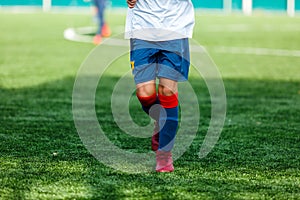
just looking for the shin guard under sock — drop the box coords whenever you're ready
[158,93,179,151]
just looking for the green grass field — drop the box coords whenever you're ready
[1,10,300,199]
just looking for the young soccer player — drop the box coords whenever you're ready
[93,0,111,45]
[125,0,195,172]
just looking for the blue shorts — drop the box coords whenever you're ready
[130,38,190,84]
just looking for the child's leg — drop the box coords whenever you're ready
[154,39,189,172]
[130,39,161,150]
[153,78,178,172]
[157,78,178,152]
[136,81,160,151]
[93,0,106,44]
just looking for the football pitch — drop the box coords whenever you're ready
[0,11,300,199]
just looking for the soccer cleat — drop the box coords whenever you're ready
[93,34,102,45]
[155,150,174,172]
[151,121,159,151]
[101,23,111,37]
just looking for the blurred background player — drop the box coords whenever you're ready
[125,0,195,172]
[93,0,111,45]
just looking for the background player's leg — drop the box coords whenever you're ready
[93,0,106,44]
[97,0,111,37]
[96,0,105,34]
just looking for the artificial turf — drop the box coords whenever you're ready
[0,10,299,199]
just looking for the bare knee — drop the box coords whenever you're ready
[136,81,156,97]
[158,78,177,96]
[158,85,174,96]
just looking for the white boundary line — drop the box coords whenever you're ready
[205,24,300,32]
[63,27,300,57]
[211,46,300,57]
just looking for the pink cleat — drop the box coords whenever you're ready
[93,34,102,45]
[101,23,111,37]
[155,150,174,172]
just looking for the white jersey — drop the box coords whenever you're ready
[125,0,195,41]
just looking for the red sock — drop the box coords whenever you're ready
[158,93,178,108]
[136,93,157,107]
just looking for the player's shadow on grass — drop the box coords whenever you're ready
[0,75,299,198]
